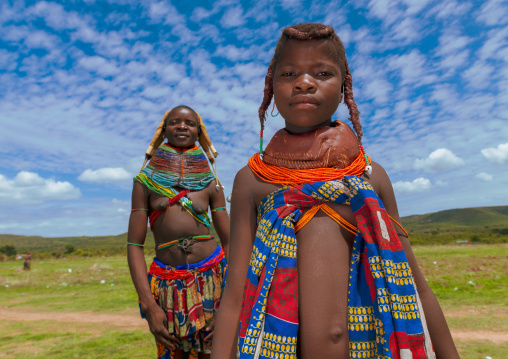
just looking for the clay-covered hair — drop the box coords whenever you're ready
[259,23,363,144]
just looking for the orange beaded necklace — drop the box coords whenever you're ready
[248,152,370,186]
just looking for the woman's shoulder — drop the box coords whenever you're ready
[233,165,258,188]
[361,161,394,197]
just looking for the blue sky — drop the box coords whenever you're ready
[1,0,507,237]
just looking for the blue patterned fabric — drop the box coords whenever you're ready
[237,176,434,359]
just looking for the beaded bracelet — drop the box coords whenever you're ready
[127,242,144,247]
[211,207,226,213]
[131,208,148,212]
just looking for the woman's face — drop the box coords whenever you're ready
[273,39,343,134]
[164,107,199,148]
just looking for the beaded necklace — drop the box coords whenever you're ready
[141,143,216,191]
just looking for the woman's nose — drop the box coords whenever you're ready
[294,74,316,91]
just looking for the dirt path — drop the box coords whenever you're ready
[0,308,146,329]
[1,308,507,343]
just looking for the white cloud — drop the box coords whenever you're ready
[77,56,119,76]
[393,177,431,193]
[220,6,246,28]
[402,0,431,15]
[430,0,471,19]
[147,2,185,25]
[481,142,508,164]
[29,1,89,30]
[477,0,508,26]
[280,0,302,10]
[0,172,81,205]
[78,168,132,183]
[0,49,18,71]
[24,30,59,50]
[475,172,493,182]
[414,148,465,172]
[363,78,393,104]
[462,60,494,89]
[215,45,252,61]
[388,50,436,86]
[479,27,508,60]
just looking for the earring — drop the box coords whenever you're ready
[271,102,279,117]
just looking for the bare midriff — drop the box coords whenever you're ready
[149,187,217,267]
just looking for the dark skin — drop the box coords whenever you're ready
[127,107,230,359]
[212,40,459,358]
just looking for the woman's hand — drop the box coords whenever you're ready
[144,304,180,349]
[203,317,215,342]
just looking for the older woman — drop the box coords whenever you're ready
[127,105,229,359]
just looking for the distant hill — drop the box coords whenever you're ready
[401,206,508,229]
[0,226,219,257]
[0,206,506,256]
[400,205,508,245]
[0,232,154,257]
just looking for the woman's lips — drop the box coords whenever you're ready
[290,96,319,107]
[290,102,319,109]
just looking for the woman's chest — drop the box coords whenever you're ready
[149,188,210,215]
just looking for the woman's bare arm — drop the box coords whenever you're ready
[127,182,178,350]
[210,180,230,259]
[374,163,459,359]
[211,167,258,359]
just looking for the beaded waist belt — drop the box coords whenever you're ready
[155,235,214,252]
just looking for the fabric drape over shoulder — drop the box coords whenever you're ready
[238,176,435,359]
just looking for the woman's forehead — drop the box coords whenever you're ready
[279,40,339,64]
[168,107,198,121]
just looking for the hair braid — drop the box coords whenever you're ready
[258,23,363,144]
[343,62,362,145]
[259,61,274,129]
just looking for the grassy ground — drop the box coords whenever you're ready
[0,244,507,358]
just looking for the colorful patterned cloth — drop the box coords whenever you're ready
[238,176,435,359]
[142,246,227,359]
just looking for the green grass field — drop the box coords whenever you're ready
[1,244,507,358]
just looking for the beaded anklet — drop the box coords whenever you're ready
[211,207,226,213]
[127,242,144,247]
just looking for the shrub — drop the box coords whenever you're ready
[0,245,17,256]
[471,235,481,243]
[65,245,75,254]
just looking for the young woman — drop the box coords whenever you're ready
[212,23,458,359]
[128,105,229,359]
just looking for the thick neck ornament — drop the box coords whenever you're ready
[140,143,216,191]
[249,121,371,186]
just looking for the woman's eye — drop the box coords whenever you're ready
[318,72,332,76]
[281,72,294,76]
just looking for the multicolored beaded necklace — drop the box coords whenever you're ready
[133,143,216,228]
[140,143,216,191]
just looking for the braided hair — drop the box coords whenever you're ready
[259,23,363,144]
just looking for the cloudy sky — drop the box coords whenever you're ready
[1,0,507,237]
